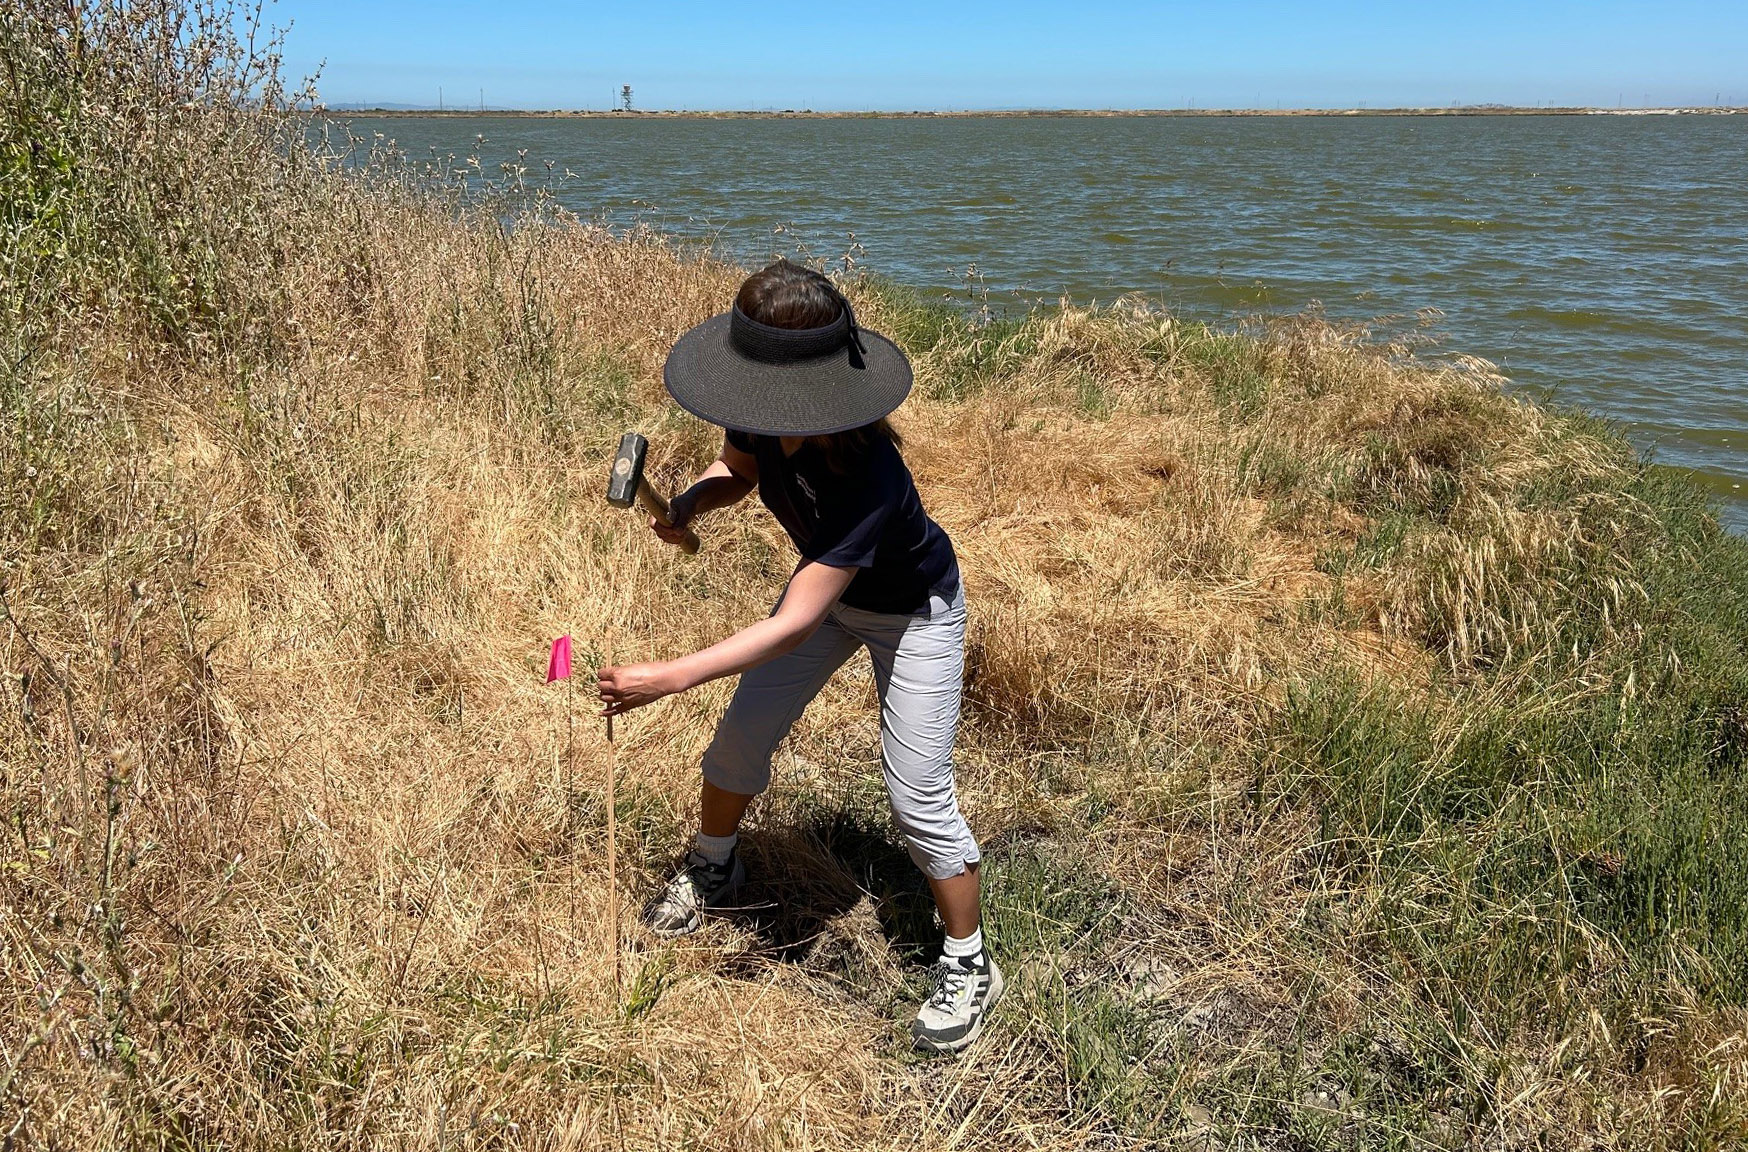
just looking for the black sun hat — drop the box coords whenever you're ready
[663,284,913,437]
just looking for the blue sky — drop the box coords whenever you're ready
[277,0,1748,111]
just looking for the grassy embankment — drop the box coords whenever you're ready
[5,4,1748,1149]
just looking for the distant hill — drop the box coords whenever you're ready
[324,101,439,112]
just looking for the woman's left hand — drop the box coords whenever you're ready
[597,662,681,716]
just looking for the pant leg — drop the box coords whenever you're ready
[700,613,862,796]
[839,590,981,880]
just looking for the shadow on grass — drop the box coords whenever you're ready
[719,812,939,973]
[705,803,1128,991]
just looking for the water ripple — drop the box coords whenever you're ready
[349,113,1748,532]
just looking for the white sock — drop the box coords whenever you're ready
[942,927,984,967]
[694,830,737,866]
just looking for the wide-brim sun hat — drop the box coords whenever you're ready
[663,296,913,437]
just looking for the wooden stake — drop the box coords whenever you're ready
[565,668,577,948]
[605,677,621,1003]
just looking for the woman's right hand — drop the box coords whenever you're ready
[652,490,697,546]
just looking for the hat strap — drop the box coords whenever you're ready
[835,290,869,357]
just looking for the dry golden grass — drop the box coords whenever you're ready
[3,201,1737,1147]
[7,5,1748,1147]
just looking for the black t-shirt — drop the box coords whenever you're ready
[726,430,960,615]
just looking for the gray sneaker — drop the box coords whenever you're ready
[644,849,746,937]
[911,950,1004,1054]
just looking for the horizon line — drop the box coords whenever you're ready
[316,104,1747,118]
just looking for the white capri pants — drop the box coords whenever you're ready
[701,587,981,881]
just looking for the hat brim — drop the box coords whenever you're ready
[663,312,914,437]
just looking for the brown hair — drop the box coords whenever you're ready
[735,259,902,471]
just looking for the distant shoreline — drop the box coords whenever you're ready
[322,105,1746,120]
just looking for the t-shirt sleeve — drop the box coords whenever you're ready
[802,475,897,570]
[724,429,757,453]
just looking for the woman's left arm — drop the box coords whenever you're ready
[596,561,855,716]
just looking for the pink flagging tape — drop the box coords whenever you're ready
[546,635,573,683]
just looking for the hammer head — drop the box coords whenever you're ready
[607,432,647,508]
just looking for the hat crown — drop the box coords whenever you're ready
[729,303,863,367]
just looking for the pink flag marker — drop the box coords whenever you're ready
[546,635,573,683]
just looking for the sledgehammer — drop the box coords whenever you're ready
[607,432,700,554]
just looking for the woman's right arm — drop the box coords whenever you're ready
[652,436,758,545]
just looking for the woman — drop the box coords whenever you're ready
[595,259,999,1054]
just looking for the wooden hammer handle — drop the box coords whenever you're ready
[635,481,701,555]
